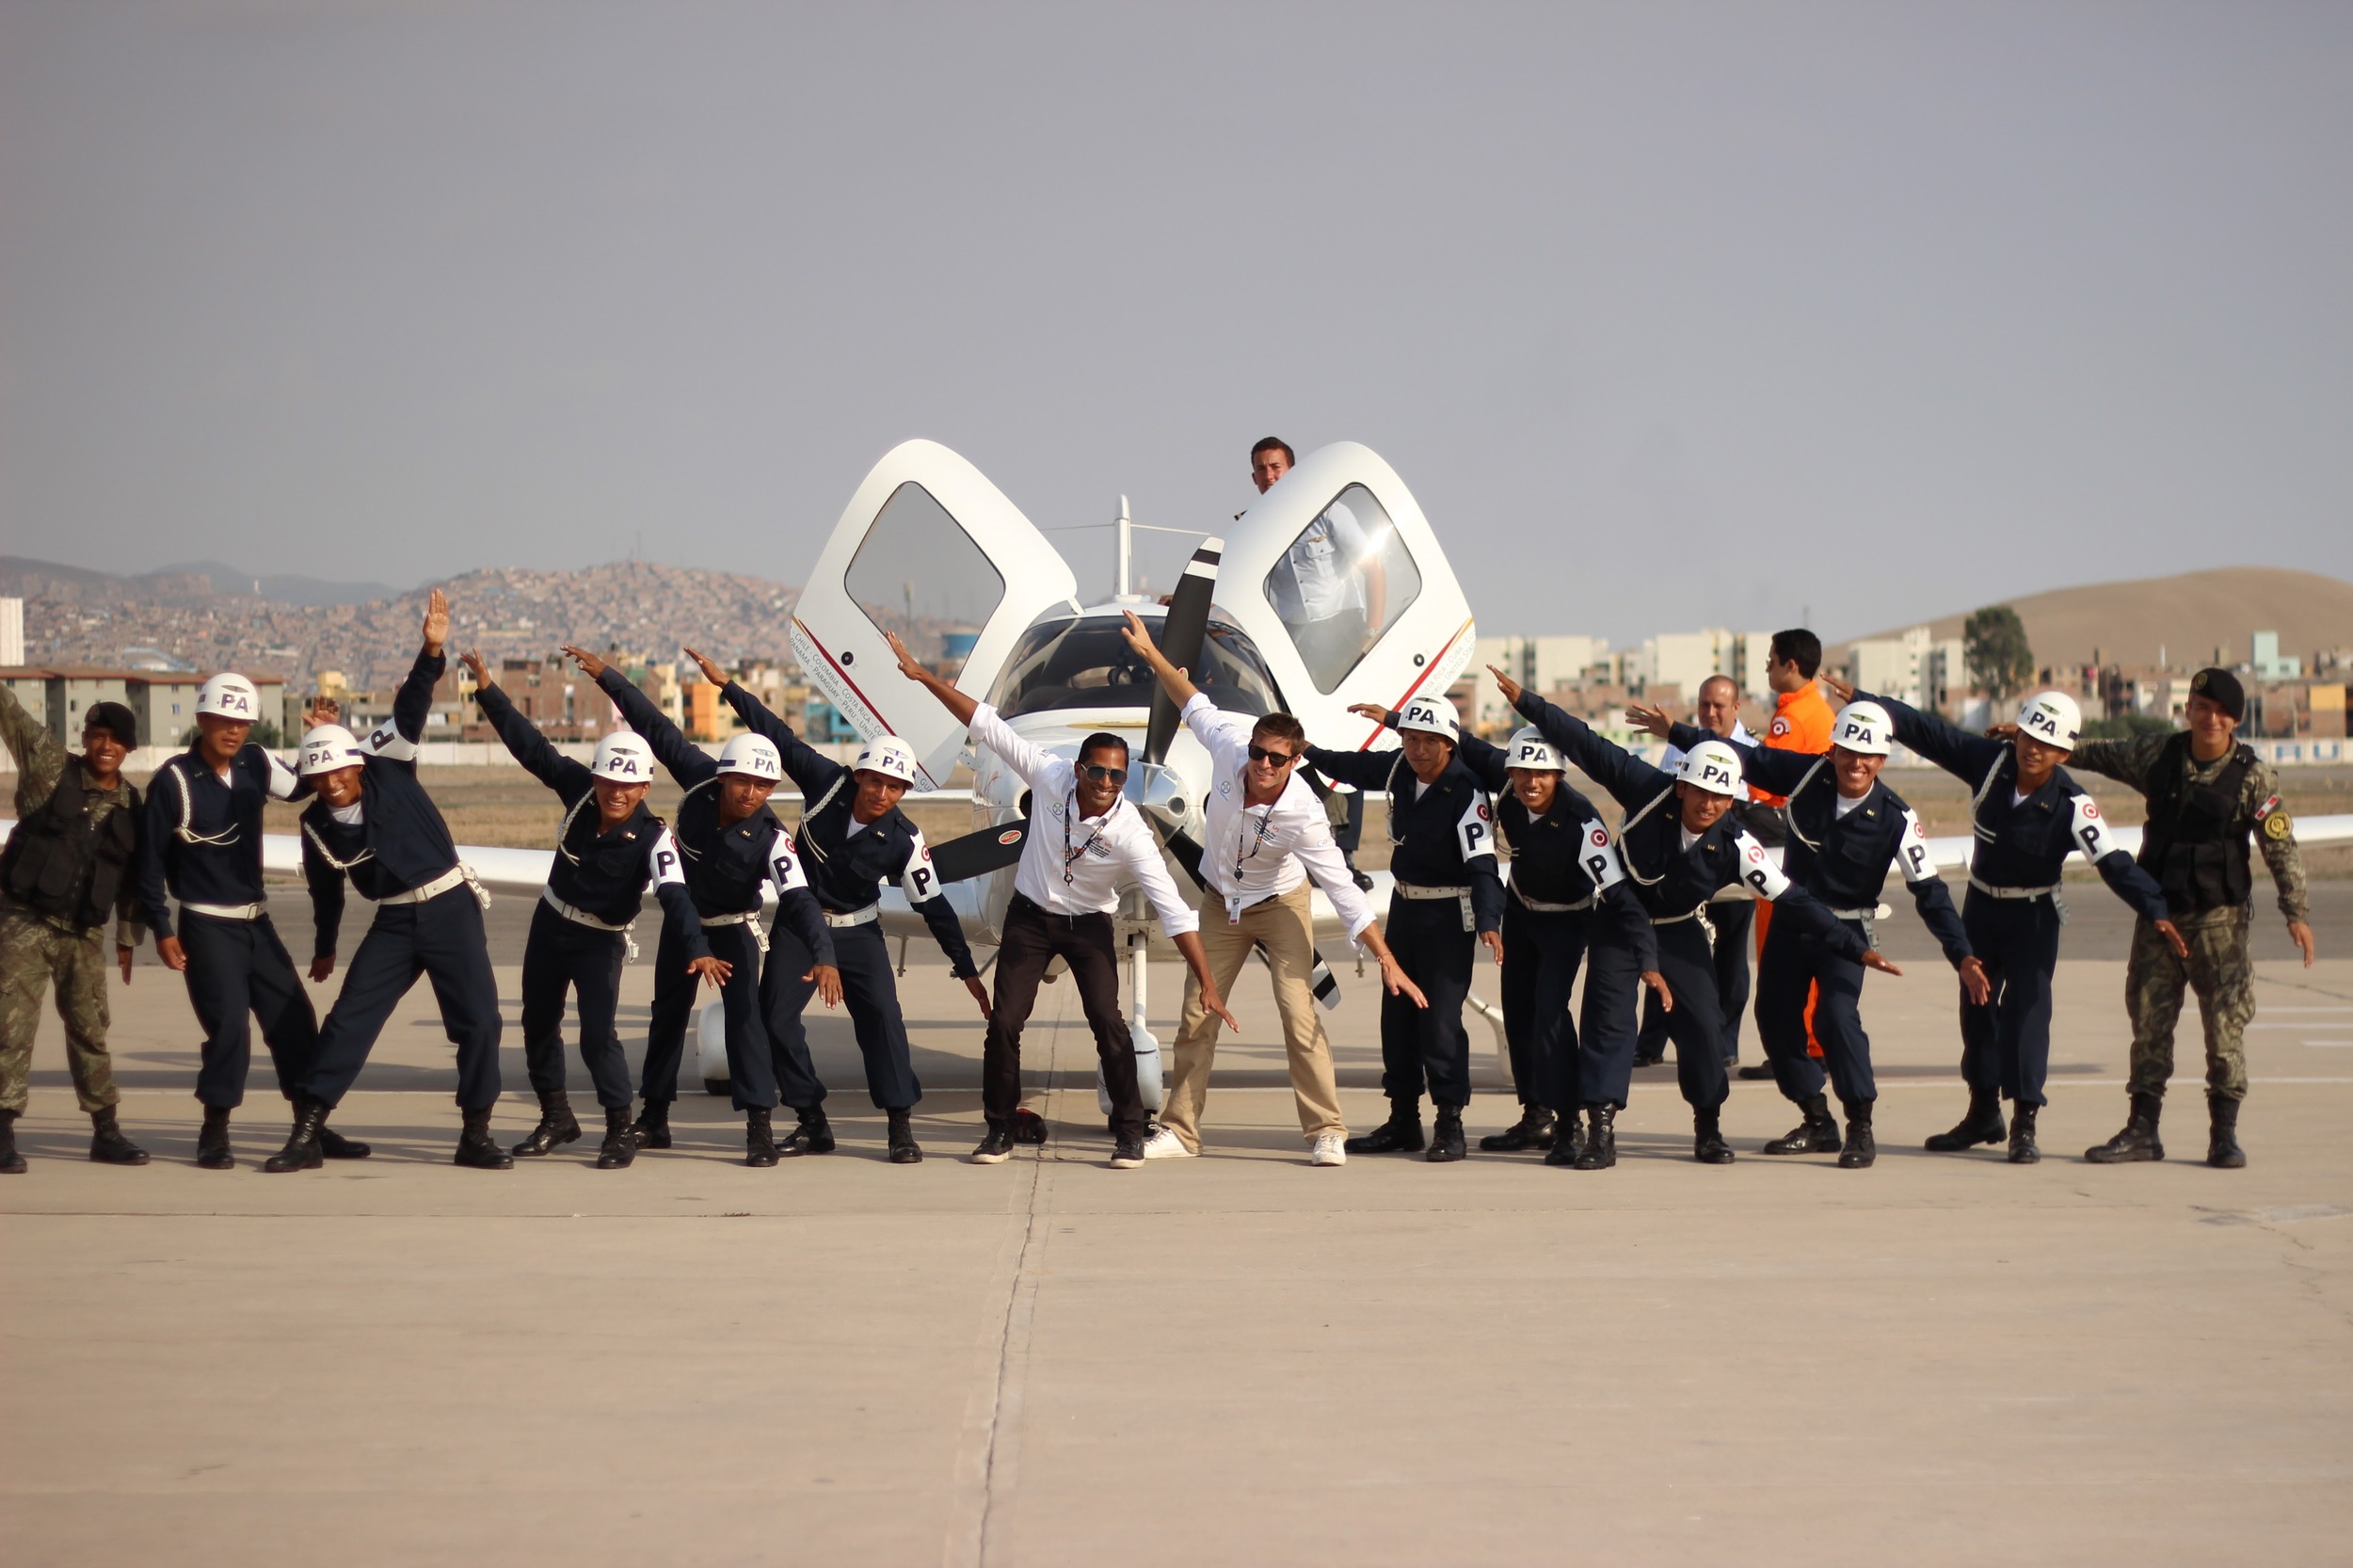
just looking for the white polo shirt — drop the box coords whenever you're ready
[967,703,1199,936]
[1183,695,1376,940]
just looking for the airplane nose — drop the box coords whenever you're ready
[1125,760,1194,829]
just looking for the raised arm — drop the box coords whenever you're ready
[0,682,66,808]
[384,587,454,747]
[1343,702,1507,790]
[1118,609,1202,710]
[2061,732,2166,793]
[888,632,978,727]
[1300,743,1398,793]
[1509,688,1670,810]
[583,659,714,788]
[698,652,841,797]
[465,650,593,800]
[1855,689,2004,782]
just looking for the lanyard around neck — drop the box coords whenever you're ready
[1062,791,1110,885]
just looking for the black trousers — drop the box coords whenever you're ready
[304,887,503,1110]
[1755,914,1875,1107]
[1575,927,1648,1109]
[179,911,315,1110]
[1584,917,1730,1113]
[643,918,770,1110]
[1959,891,2064,1107]
[1637,897,1753,1064]
[763,920,920,1111]
[1381,896,1476,1110]
[1499,901,1587,1112]
[520,900,632,1110]
[984,896,1140,1139]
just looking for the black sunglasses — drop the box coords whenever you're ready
[1077,764,1128,786]
[1246,744,1298,765]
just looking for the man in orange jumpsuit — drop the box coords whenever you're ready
[1738,630,1836,1079]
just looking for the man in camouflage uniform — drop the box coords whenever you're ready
[0,685,152,1172]
[2070,667,2312,1168]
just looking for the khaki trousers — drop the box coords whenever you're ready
[1161,881,1345,1150]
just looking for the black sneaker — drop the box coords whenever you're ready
[970,1126,1015,1164]
[1110,1133,1146,1169]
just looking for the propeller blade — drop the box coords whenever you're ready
[929,822,1029,884]
[1159,823,1208,888]
[1144,536,1222,766]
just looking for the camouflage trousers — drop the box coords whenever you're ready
[0,904,121,1114]
[2125,907,2254,1104]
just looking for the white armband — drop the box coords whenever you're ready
[2069,793,2122,863]
[1455,792,1497,863]
[1893,808,1939,884]
[1578,817,1627,890]
[648,828,687,888]
[1730,829,1793,901]
[901,827,941,904]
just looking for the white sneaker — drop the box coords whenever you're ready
[1311,1132,1348,1167]
[1142,1126,1195,1160]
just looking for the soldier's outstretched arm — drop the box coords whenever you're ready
[464,648,592,801]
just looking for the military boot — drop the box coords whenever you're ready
[1426,1106,1467,1163]
[1925,1089,2006,1152]
[780,1104,836,1156]
[2007,1101,2041,1164]
[196,1105,235,1170]
[887,1106,922,1164]
[512,1088,582,1158]
[1544,1109,1585,1167]
[88,1106,150,1165]
[1479,1104,1555,1152]
[1763,1093,1842,1155]
[1573,1103,1617,1170]
[1836,1098,1878,1168]
[594,1106,639,1169]
[1692,1106,1736,1164]
[2206,1094,2247,1169]
[745,1106,780,1168]
[317,1124,372,1160]
[261,1097,328,1173]
[0,1109,24,1175]
[2085,1092,2164,1163]
[1344,1099,1425,1155]
[455,1105,513,1169]
[632,1098,674,1151]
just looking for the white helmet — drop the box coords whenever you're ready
[2016,691,2082,749]
[1396,696,1460,740]
[854,734,920,786]
[197,673,263,722]
[715,733,783,782]
[591,731,655,782]
[1676,739,1745,798]
[297,724,367,776]
[1830,700,1895,758]
[1506,726,1562,772]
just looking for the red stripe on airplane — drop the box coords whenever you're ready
[792,618,941,791]
[1356,616,1476,750]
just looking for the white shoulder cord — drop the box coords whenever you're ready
[675,776,716,861]
[1612,785,1679,886]
[793,772,851,866]
[300,818,375,872]
[1781,757,1832,852]
[1969,747,2009,842]
[554,791,593,865]
[1385,753,1412,844]
[168,757,241,847]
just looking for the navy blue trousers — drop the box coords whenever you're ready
[1755,914,1875,1107]
[642,918,771,1110]
[1499,902,1587,1112]
[1959,891,2064,1107]
[1382,896,1477,1110]
[763,920,920,1111]
[1581,918,1727,1112]
[520,901,632,1110]
[179,911,315,1110]
[304,887,503,1110]
[1637,898,1752,1063]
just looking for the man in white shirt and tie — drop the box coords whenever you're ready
[889,634,1239,1168]
[1115,612,1426,1166]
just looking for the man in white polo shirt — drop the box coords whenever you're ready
[888,633,1239,1169]
[1116,612,1427,1166]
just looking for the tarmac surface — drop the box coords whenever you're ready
[4,886,2350,1565]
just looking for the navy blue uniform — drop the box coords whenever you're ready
[137,735,316,1110]
[1300,742,1504,1112]
[298,650,504,1111]
[1861,692,2169,1109]
[476,684,707,1112]
[1514,691,1865,1112]
[594,669,834,1112]
[723,683,978,1112]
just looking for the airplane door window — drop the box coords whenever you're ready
[844,482,1006,672]
[1260,483,1423,694]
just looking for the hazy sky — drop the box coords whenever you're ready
[3,1,2346,645]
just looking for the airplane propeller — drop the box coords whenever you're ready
[1136,537,1223,890]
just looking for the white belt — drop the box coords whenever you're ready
[1649,905,1707,925]
[1969,877,2058,901]
[1512,885,1594,915]
[701,906,770,955]
[539,887,640,962]
[182,900,264,921]
[1395,880,1475,933]
[380,863,489,910]
[823,904,881,929]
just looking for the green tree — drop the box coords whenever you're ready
[1964,605,2035,703]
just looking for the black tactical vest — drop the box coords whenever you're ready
[1,761,140,932]
[2139,732,2254,914]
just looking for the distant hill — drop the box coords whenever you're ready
[1837,567,2353,671]
[0,555,404,608]
[151,561,406,607]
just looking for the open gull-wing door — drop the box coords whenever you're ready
[1213,441,1477,755]
[789,440,1079,791]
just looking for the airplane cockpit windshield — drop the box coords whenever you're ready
[992,616,1280,719]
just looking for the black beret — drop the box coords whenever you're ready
[2188,667,2245,723]
[83,700,138,747]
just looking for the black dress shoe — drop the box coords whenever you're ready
[1762,1096,1841,1156]
[780,1105,836,1156]
[1345,1104,1425,1155]
[1694,1128,1737,1164]
[1480,1105,1555,1152]
[1925,1091,2006,1152]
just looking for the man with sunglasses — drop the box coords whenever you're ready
[1116,612,1426,1167]
[889,633,1239,1169]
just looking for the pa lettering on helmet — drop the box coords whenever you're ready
[592,732,654,781]
[1830,700,1894,758]
[716,733,784,782]
[1507,726,1563,772]
[854,734,920,786]
[2017,691,2082,749]
[1397,696,1459,741]
[296,724,367,776]
[1676,740,1743,798]
[197,673,261,722]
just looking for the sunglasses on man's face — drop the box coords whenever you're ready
[1077,764,1128,786]
[1246,744,1298,766]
